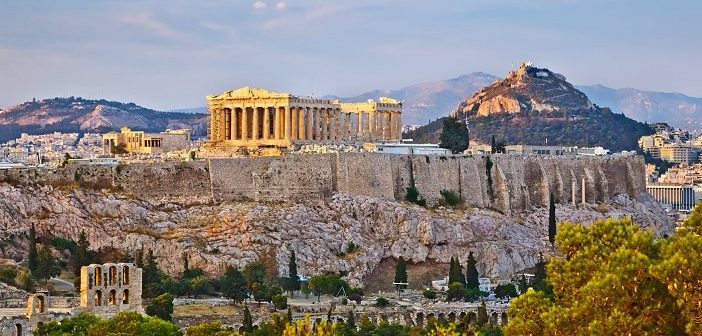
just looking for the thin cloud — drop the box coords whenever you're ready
[120,12,184,39]
[253,1,267,10]
[275,2,287,10]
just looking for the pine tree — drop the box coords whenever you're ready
[439,117,470,154]
[28,224,38,273]
[534,252,547,290]
[221,266,248,303]
[518,274,528,294]
[549,193,557,246]
[35,245,58,281]
[243,305,254,333]
[394,257,408,288]
[465,252,480,290]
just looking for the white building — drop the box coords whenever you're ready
[366,143,451,155]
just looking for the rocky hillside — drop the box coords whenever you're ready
[0,97,208,143]
[453,63,593,118]
[0,182,672,286]
[406,64,654,151]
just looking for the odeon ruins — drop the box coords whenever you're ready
[206,87,403,148]
[0,263,142,336]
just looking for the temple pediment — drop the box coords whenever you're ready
[211,86,293,100]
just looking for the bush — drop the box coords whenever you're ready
[348,293,363,304]
[495,283,518,299]
[422,289,437,299]
[439,189,462,207]
[341,297,348,305]
[272,294,288,310]
[405,185,427,206]
[346,242,359,254]
[375,297,390,308]
[146,293,174,321]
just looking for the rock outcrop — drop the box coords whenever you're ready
[454,62,593,118]
[0,182,673,286]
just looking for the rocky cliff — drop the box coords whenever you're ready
[0,182,673,286]
[453,62,593,118]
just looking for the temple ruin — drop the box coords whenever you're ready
[206,87,403,148]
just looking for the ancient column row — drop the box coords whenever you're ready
[212,107,401,143]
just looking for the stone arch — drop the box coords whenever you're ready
[501,312,508,325]
[94,267,102,286]
[437,312,446,323]
[468,312,477,324]
[95,290,103,306]
[109,290,116,305]
[109,266,117,286]
[458,311,466,320]
[490,312,498,325]
[448,312,456,323]
[415,312,424,327]
[122,289,129,304]
[37,295,46,313]
[15,323,22,336]
[123,266,130,285]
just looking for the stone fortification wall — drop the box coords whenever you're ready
[0,154,646,212]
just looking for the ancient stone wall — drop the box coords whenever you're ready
[0,154,646,212]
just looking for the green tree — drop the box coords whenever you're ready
[532,252,548,292]
[439,116,469,154]
[491,134,497,154]
[142,249,162,298]
[347,310,356,329]
[548,193,556,246]
[446,282,465,302]
[284,250,300,296]
[517,274,528,294]
[145,293,174,322]
[185,321,239,336]
[242,305,254,333]
[477,300,488,325]
[465,252,480,291]
[393,257,407,288]
[95,311,180,336]
[35,244,59,281]
[503,289,552,336]
[494,283,517,299]
[308,275,329,302]
[34,312,102,336]
[189,275,213,297]
[301,281,311,299]
[221,266,248,303]
[27,224,38,273]
[271,294,287,310]
[73,230,93,277]
[243,261,267,290]
[448,257,464,286]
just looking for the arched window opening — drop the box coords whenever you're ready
[109,290,116,305]
[122,289,129,304]
[123,266,129,285]
[95,290,102,306]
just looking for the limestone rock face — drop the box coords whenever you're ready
[0,183,673,286]
[454,62,593,118]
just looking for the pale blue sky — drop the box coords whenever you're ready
[0,0,700,110]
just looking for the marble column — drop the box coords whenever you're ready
[252,107,259,140]
[298,108,305,140]
[329,110,337,141]
[319,109,327,141]
[274,108,281,140]
[395,112,402,140]
[357,113,364,141]
[241,107,249,140]
[218,109,226,141]
[262,107,270,140]
[307,108,314,141]
[290,107,298,140]
[284,106,292,140]
[231,108,238,140]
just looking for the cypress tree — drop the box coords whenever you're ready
[28,224,38,273]
[394,257,408,287]
[285,250,300,296]
[73,230,92,276]
[454,258,465,285]
[477,300,488,325]
[182,252,189,272]
[448,257,457,284]
[347,310,356,329]
[549,193,557,246]
[243,305,253,333]
[534,252,547,289]
[465,252,480,290]
[491,135,497,154]
[287,307,293,322]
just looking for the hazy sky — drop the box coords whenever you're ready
[1,0,700,110]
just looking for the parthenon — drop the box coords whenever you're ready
[207,87,402,148]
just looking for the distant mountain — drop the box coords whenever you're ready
[0,97,207,143]
[576,85,702,129]
[405,63,653,152]
[325,73,499,125]
[167,107,208,114]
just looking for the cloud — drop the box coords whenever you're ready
[253,1,267,10]
[275,2,287,10]
[120,12,184,39]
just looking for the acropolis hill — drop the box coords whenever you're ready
[0,152,673,285]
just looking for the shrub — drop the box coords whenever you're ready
[422,289,437,299]
[439,189,462,207]
[405,185,427,206]
[375,297,390,308]
[341,297,348,305]
[272,294,288,310]
[348,293,363,304]
[346,242,359,254]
